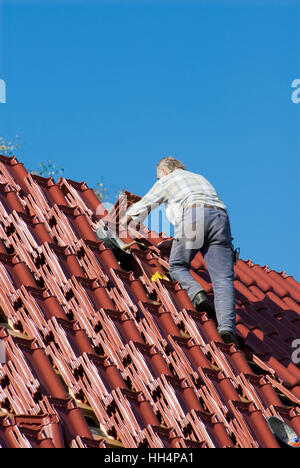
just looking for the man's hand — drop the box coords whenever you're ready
[120,214,133,230]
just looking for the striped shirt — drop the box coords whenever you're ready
[126,168,227,227]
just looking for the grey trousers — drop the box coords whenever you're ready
[169,206,236,334]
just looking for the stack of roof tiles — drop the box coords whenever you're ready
[0,154,299,448]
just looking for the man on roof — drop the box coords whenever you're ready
[122,157,238,348]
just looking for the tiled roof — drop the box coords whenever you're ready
[0,154,299,448]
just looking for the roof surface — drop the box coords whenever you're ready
[0,155,299,448]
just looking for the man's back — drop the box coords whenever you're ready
[126,167,227,226]
[160,168,226,211]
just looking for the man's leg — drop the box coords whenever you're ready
[169,207,205,303]
[169,237,203,302]
[201,210,236,334]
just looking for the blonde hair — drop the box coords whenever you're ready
[157,157,186,173]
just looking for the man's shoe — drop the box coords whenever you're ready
[192,291,212,313]
[219,330,240,349]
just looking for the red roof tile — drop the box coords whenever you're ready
[0,153,299,448]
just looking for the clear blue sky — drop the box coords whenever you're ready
[0,0,299,281]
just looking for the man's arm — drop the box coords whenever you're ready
[123,213,133,226]
[122,179,166,227]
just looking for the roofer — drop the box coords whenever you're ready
[122,157,238,347]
